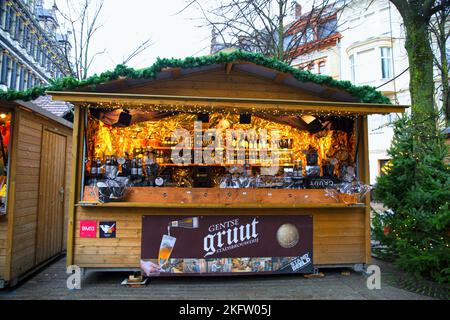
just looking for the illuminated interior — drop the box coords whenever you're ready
[0,111,11,214]
[84,109,357,190]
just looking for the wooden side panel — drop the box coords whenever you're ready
[73,207,366,268]
[9,110,72,280]
[10,113,42,278]
[0,217,7,279]
[121,68,329,101]
[35,129,67,264]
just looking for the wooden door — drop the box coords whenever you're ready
[35,129,67,264]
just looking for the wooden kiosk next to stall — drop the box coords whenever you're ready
[0,100,72,288]
[49,52,407,276]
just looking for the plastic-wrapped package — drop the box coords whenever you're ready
[96,177,131,203]
[325,178,373,204]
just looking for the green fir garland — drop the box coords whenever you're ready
[0,50,391,104]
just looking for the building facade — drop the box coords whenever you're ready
[0,0,71,91]
[291,0,411,184]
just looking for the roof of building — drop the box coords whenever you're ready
[32,95,72,117]
[0,50,392,104]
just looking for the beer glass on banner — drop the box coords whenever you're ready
[158,234,176,267]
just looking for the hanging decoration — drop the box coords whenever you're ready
[0,50,391,105]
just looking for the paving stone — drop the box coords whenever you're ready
[0,256,436,300]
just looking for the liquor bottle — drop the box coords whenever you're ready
[137,158,143,181]
[294,160,303,177]
[131,158,138,182]
[105,155,111,178]
[111,156,118,178]
[169,217,199,229]
[96,157,102,179]
[89,158,97,182]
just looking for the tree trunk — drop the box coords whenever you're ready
[277,0,285,61]
[403,15,437,123]
[438,22,449,125]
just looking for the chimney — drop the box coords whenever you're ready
[295,2,302,19]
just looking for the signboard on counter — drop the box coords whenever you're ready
[141,215,313,276]
[99,221,116,238]
[79,220,97,238]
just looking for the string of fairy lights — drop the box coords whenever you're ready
[80,102,360,119]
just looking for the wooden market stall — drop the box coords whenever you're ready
[48,52,407,277]
[0,100,72,288]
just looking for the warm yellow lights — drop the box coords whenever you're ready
[88,113,356,169]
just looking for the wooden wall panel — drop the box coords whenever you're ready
[35,129,66,264]
[10,112,42,278]
[0,217,7,279]
[72,207,366,268]
[9,110,72,280]
[121,68,329,101]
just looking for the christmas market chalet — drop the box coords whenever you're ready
[1,51,408,282]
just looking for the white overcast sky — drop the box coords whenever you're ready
[49,0,320,77]
[50,0,213,76]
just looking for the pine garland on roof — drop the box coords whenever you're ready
[0,50,391,104]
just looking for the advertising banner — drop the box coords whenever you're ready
[141,215,313,276]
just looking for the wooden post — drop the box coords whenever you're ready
[66,106,82,267]
[360,115,371,264]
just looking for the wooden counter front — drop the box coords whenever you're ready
[81,186,360,207]
[72,206,367,268]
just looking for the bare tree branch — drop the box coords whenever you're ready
[122,38,154,65]
[187,0,348,64]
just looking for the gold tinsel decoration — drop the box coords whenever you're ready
[88,113,355,169]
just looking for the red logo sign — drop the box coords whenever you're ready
[80,220,97,238]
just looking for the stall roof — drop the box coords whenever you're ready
[0,50,409,115]
[0,99,72,128]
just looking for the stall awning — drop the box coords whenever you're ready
[46,91,408,116]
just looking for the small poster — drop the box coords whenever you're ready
[99,221,116,238]
[141,215,313,276]
[80,220,97,238]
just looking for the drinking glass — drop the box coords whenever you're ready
[158,234,176,267]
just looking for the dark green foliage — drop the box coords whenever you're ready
[373,114,450,284]
[0,50,391,104]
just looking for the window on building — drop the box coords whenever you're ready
[283,34,293,51]
[349,54,355,83]
[9,60,16,89]
[5,5,12,32]
[380,47,392,79]
[301,27,315,44]
[9,9,16,37]
[27,71,32,88]
[379,159,391,177]
[353,49,376,85]
[19,66,25,91]
[0,0,6,29]
[0,52,8,85]
[307,62,316,74]
[318,60,328,75]
[317,18,337,39]
[18,19,24,45]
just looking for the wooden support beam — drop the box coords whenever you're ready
[46,91,409,115]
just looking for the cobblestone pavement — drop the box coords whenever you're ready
[0,257,435,300]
